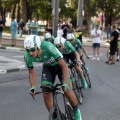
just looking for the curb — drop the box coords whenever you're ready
[0,65,26,74]
[0,46,25,51]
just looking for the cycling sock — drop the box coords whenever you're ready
[72,105,78,111]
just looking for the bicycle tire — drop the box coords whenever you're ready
[72,74,83,104]
[66,104,74,120]
[49,107,65,120]
[83,70,91,88]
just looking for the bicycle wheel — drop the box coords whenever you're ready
[82,68,91,88]
[66,104,74,120]
[49,107,65,120]
[72,71,83,104]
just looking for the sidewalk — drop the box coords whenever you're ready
[0,32,109,74]
[1,32,110,48]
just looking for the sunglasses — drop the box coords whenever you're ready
[56,45,62,48]
[26,47,37,52]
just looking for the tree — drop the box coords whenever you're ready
[20,0,27,22]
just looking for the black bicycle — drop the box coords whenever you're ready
[68,63,83,104]
[33,84,75,120]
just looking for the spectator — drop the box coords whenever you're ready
[74,26,83,43]
[67,23,75,34]
[91,24,102,60]
[26,19,31,35]
[106,24,111,42]
[10,17,18,47]
[101,27,107,41]
[57,25,63,37]
[45,21,53,35]
[18,19,25,38]
[61,19,69,39]
[106,25,119,64]
[116,32,120,61]
[58,20,62,26]
[0,15,4,46]
[30,18,39,35]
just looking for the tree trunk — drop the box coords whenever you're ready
[11,5,16,18]
[16,4,20,22]
[105,10,113,26]
[20,0,27,23]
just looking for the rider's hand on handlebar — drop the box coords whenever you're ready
[29,86,36,96]
[62,84,70,92]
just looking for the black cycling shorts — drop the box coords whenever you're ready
[63,52,77,65]
[41,64,70,86]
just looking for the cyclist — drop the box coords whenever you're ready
[54,36,88,90]
[24,35,82,120]
[67,33,89,72]
[43,32,54,43]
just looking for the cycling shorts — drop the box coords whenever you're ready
[75,46,81,53]
[63,52,77,65]
[41,64,71,86]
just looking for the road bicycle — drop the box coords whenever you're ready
[33,84,75,120]
[80,60,91,88]
[68,63,83,104]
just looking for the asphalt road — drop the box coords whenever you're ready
[0,47,120,120]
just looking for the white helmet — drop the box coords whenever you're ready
[24,35,41,49]
[67,33,75,40]
[54,37,66,45]
[44,33,51,39]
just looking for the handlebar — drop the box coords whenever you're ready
[30,84,63,100]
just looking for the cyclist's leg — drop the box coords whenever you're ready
[69,52,88,89]
[41,65,56,111]
[74,65,88,89]
[58,69,82,120]
[65,83,82,120]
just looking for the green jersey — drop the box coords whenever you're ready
[61,41,76,54]
[30,22,39,32]
[24,41,63,69]
[71,38,82,52]
[43,36,55,43]
[72,38,82,48]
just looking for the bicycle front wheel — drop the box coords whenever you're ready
[72,75,83,104]
[49,107,65,120]
[66,104,74,120]
[84,72,91,88]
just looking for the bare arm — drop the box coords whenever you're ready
[110,36,114,43]
[0,24,3,27]
[81,46,87,55]
[28,69,36,87]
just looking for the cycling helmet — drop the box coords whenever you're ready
[54,37,66,45]
[67,33,75,40]
[24,35,41,49]
[44,32,51,39]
